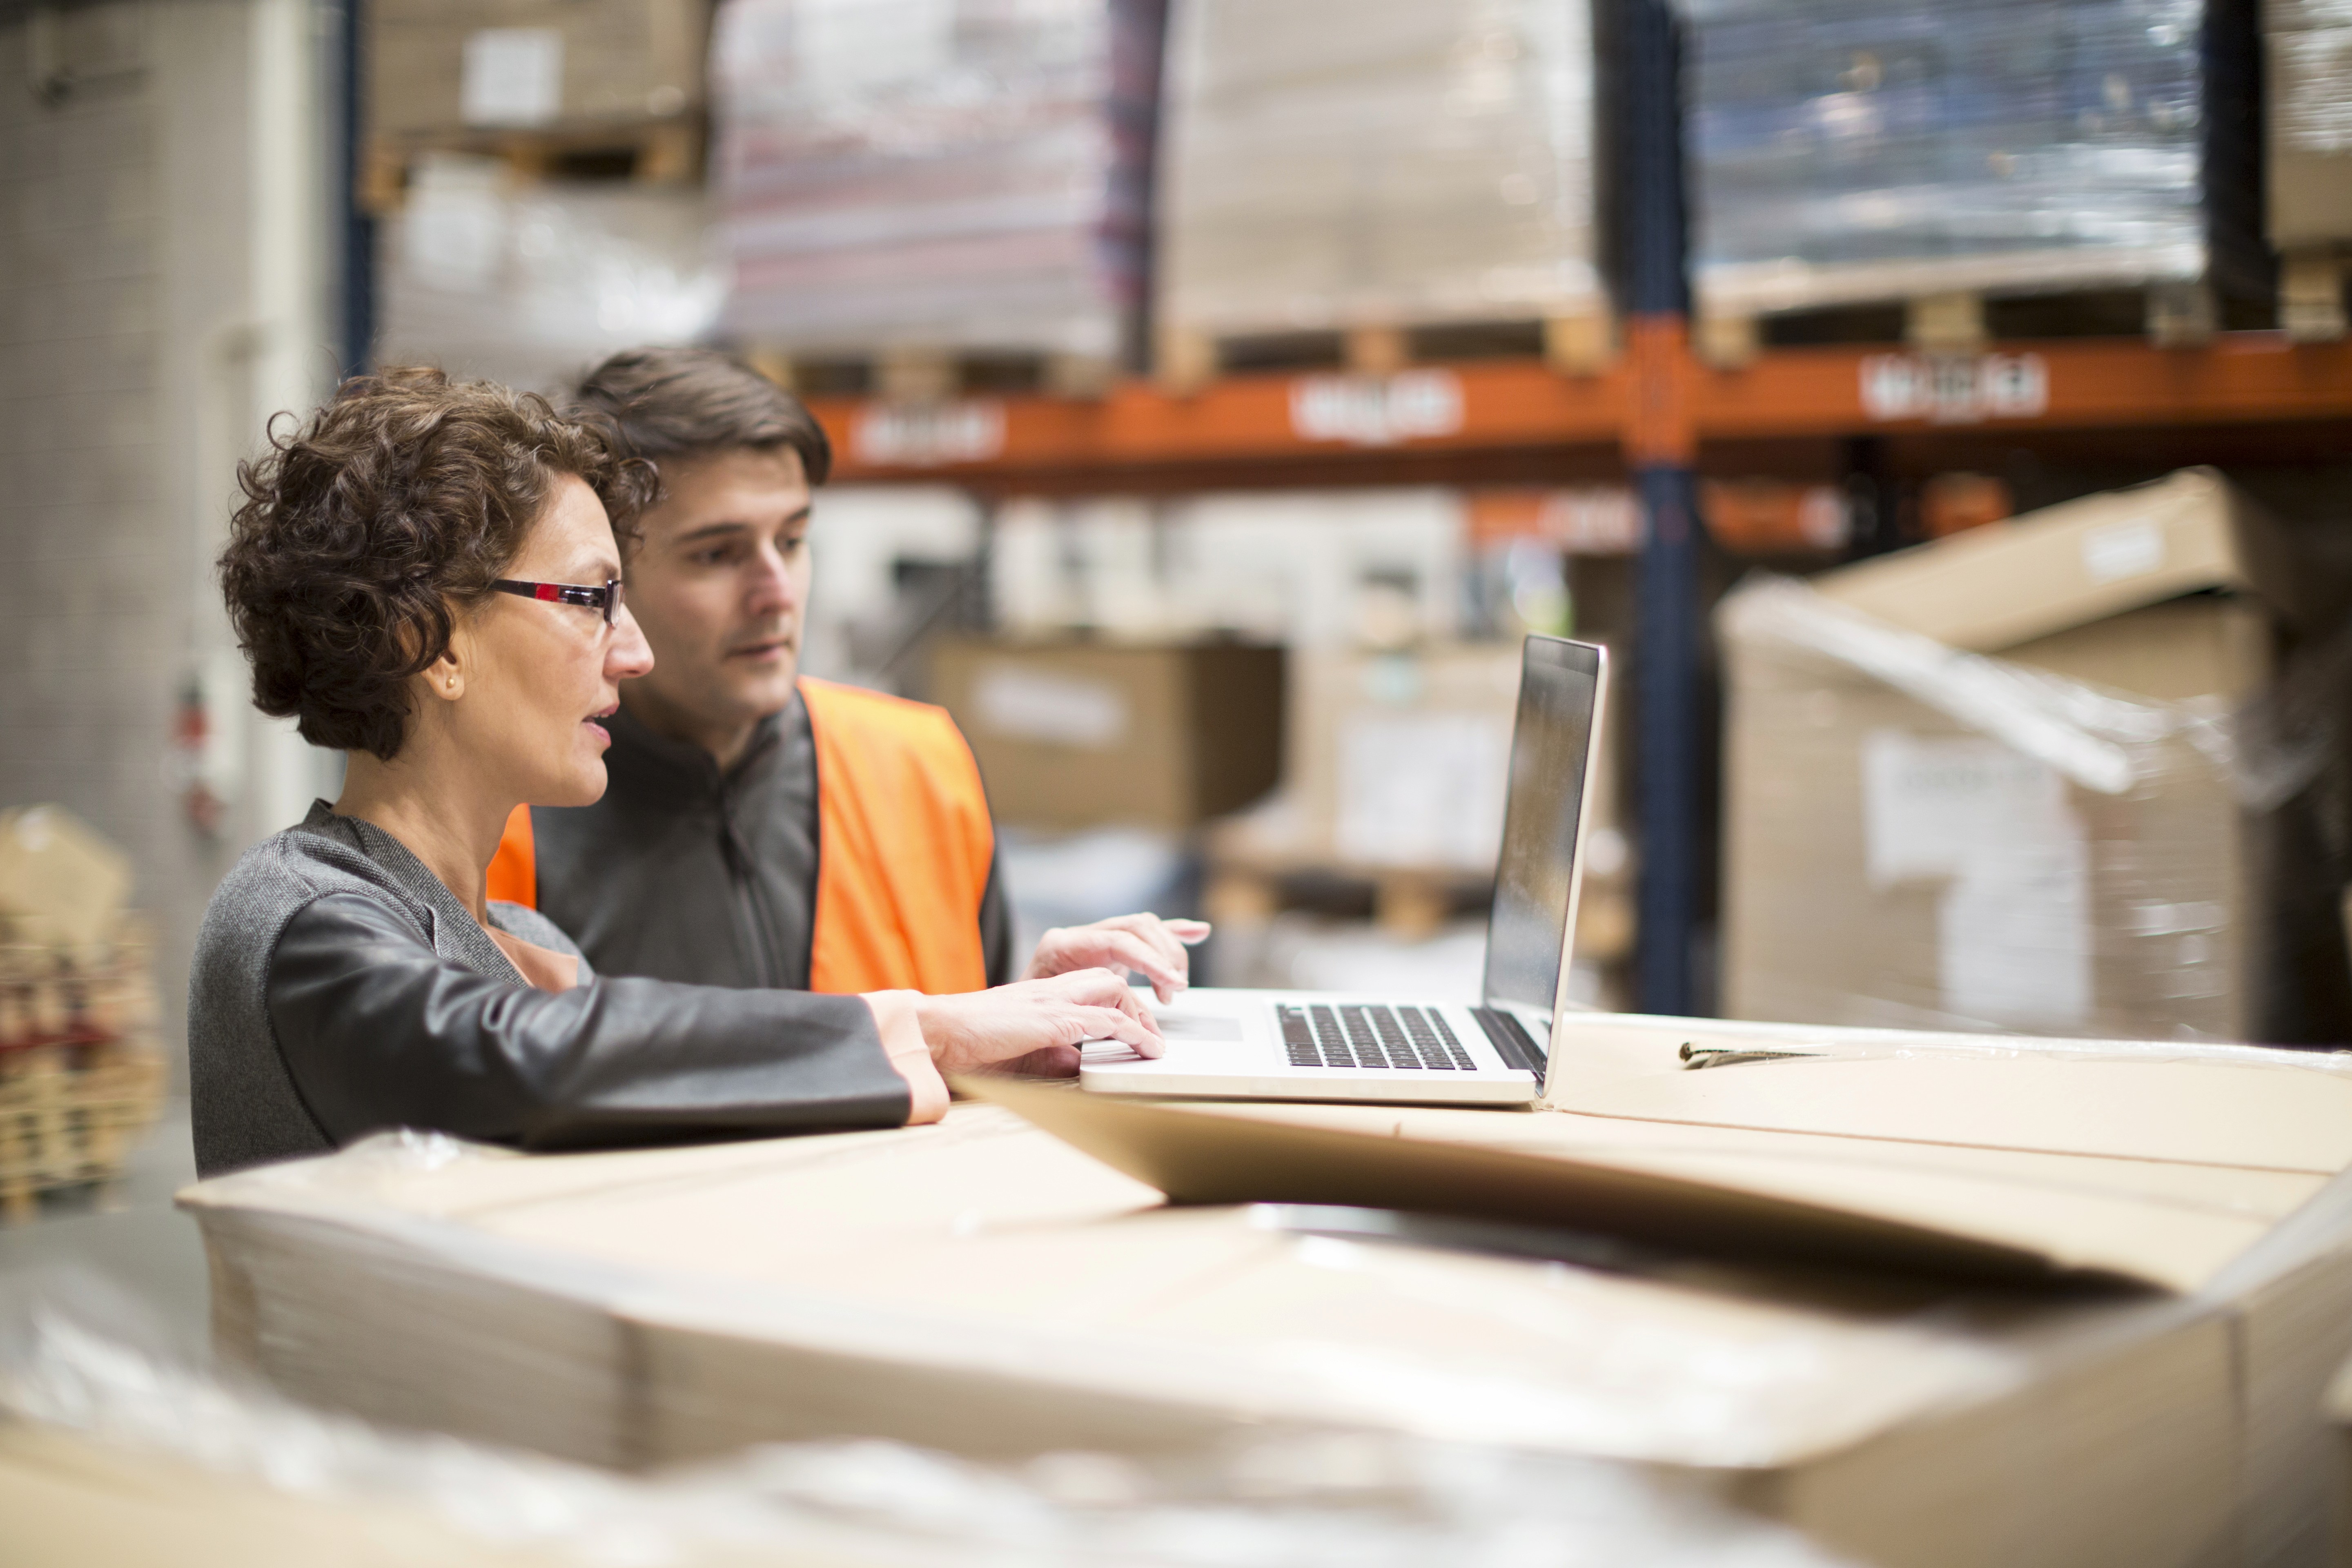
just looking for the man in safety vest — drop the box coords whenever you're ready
[488,347,1205,999]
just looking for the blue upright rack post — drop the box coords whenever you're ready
[1621,0,1704,1016]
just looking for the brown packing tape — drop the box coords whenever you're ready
[957,1076,2091,1288]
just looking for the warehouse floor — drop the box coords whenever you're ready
[0,1103,210,1356]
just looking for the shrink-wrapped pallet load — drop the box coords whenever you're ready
[712,0,1165,373]
[1679,0,2264,351]
[1155,0,1605,376]
[2264,0,2352,338]
[0,805,166,1221]
[1717,470,2295,1042]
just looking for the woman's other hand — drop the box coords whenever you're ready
[1025,914,1213,1004]
[915,968,1164,1078]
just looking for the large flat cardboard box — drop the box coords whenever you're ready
[929,639,1284,833]
[184,1008,2352,1568]
[369,0,709,142]
[1721,469,2279,1041]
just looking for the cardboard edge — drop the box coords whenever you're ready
[960,1078,2157,1290]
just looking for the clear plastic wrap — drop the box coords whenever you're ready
[1156,0,1602,336]
[710,0,1163,359]
[0,1265,1862,1567]
[1718,574,2269,1041]
[378,155,727,396]
[1678,0,2223,315]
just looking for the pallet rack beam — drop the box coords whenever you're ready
[810,335,2352,486]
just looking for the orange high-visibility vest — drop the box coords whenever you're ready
[486,677,994,995]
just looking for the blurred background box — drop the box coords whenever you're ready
[1155,0,1607,380]
[376,154,725,397]
[929,639,1283,833]
[2262,0,2352,339]
[1721,470,2280,1041]
[1681,0,2265,354]
[713,0,1164,375]
[369,0,712,140]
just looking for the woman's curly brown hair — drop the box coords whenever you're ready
[220,367,656,762]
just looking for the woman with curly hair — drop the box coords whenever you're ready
[189,368,1159,1177]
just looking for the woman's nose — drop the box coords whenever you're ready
[608,602,655,679]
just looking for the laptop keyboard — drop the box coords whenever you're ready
[1276,1003,1476,1071]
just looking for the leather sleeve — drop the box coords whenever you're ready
[265,891,912,1152]
[979,850,1018,987]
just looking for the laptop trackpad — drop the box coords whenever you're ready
[1159,1013,1245,1042]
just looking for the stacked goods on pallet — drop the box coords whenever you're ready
[1680,0,2265,356]
[0,806,165,1223]
[1719,470,2297,1042]
[2265,0,2352,337]
[366,0,713,192]
[367,1,725,391]
[377,154,726,396]
[712,0,1165,380]
[1155,0,1606,381]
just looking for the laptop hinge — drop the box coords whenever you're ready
[1471,1007,1547,1088]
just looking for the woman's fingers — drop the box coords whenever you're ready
[1073,1004,1162,1057]
[1164,919,1212,945]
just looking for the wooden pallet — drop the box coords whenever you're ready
[2281,248,2350,343]
[360,114,705,214]
[1697,281,2223,368]
[0,936,166,1223]
[1156,309,1617,395]
[744,344,1123,403]
[1204,860,1490,943]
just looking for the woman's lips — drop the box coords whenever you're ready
[583,706,617,746]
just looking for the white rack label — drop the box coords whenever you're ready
[1290,370,1466,447]
[851,401,1006,468]
[1859,352,2049,425]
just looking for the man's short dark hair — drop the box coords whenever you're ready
[220,366,655,762]
[573,347,833,485]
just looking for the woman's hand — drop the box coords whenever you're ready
[1025,914,1212,1004]
[914,968,1165,1079]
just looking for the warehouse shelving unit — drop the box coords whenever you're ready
[806,331,2352,1015]
[333,0,2352,1018]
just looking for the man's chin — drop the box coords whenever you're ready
[722,664,802,715]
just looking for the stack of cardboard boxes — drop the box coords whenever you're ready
[1721,469,2305,1042]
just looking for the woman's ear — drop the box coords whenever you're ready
[425,621,470,703]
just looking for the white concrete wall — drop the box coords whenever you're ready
[0,0,335,1078]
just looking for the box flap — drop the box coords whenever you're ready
[1558,1054,2352,1175]
[1812,468,2251,652]
[964,1078,2216,1290]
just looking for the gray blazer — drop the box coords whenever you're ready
[189,802,909,1177]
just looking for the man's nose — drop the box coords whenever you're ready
[744,542,802,612]
[608,602,655,680]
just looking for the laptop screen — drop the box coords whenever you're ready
[1479,635,1605,1021]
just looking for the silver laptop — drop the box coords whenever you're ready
[1082,634,1608,1107]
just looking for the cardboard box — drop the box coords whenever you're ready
[2264,0,2352,251]
[368,0,709,141]
[1214,642,1621,876]
[182,1009,2352,1568]
[929,639,1284,833]
[1720,469,2278,1041]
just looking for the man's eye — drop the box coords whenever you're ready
[780,534,808,555]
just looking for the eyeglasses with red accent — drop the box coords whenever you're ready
[490,577,624,627]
